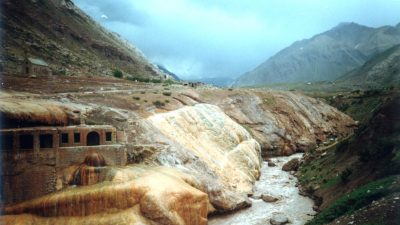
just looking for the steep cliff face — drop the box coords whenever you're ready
[0,0,164,78]
[234,22,400,87]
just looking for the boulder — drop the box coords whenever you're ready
[261,194,279,203]
[270,213,289,225]
[282,158,300,171]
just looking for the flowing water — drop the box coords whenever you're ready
[209,153,315,225]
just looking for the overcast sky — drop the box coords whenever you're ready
[74,0,400,79]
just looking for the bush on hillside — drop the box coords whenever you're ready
[113,69,123,78]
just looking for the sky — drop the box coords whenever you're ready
[73,0,400,80]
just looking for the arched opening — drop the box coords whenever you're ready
[86,131,100,146]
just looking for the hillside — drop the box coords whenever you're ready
[298,95,400,225]
[0,0,164,78]
[337,44,400,89]
[234,22,400,87]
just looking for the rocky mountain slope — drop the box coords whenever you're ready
[234,22,400,87]
[297,94,400,225]
[337,44,400,88]
[0,0,164,78]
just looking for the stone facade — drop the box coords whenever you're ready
[0,125,127,204]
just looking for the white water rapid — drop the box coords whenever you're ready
[209,153,315,225]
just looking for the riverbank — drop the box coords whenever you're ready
[209,153,315,225]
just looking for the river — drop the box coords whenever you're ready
[208,153,315,225]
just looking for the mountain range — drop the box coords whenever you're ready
[234,22,400,87]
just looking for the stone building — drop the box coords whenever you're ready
[0,125,127,204]
[25,57,52,76]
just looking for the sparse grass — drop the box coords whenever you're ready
[306,176,397,225]
[262,96,276,106]
[140,91,146,94]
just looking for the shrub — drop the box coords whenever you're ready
[340,168,352,183]
[165,100,170,103]
[140,91,146,94]
[113,69,123,78]
[162,92,172,96]
[132,96,140,100]
[153,100,165,108]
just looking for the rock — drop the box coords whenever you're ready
[261,194,279,202]
[270,213,289,225]
[282,158,300,171]
[268,161,277,167]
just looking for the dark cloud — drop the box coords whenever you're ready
[74,0,400,80]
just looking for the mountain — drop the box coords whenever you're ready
[156,64,180,80]
[0,0,164,78]
[233,22,400,87]
[337,44,400,88]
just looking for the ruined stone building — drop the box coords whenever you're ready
[25,57,52,76]
[0,125,127,204]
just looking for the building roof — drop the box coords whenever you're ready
[0,125,115,133]
[28,57,49,67]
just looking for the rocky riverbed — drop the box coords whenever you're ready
[209,153,315,225]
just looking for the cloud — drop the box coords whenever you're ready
[100,14,108,19]
[74,0,400,80]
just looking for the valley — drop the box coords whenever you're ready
[0,0,399,225]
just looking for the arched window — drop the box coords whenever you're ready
[86,131,100,146]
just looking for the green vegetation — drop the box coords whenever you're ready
[153,100,165,108]
[340,168,352,183]
[162,92,172,96]
[306,176,398,225]
[262,96,276,106]
[132,96,140,100]
[127,76,162,83]
[113,69,123,78]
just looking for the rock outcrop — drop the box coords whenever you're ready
[282,158,300,171]
[147,104,262,206]
[2,166,210,225]
[176,89,355,157]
